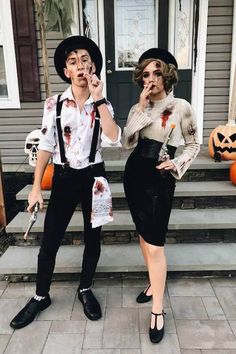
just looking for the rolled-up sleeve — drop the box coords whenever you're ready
[38,97,57,153]
[100,101,122,147]
[171,101,200,179]
[123,104,153,149]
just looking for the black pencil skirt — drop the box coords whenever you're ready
[123,147,176,246]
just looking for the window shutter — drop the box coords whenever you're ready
[10,0,40,102]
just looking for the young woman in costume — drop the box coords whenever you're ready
[123,48,200,343]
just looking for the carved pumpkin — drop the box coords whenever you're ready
[208,124,236,161]
[230,161,236,185]
[41,164,54,190]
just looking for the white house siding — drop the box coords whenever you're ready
[203,0,234,144]
[0,24,68,172]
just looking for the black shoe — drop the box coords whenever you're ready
[136,284,152,303]
[149,310,166,344]
[10,294,51,330]
[78,289,102,321]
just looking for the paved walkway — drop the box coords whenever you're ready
[0,277,236,353]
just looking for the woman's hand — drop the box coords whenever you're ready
[137,83,153,112]
[27,189,43,212]
[156,160,177,171]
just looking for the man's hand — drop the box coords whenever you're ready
[27,189,44,212]
[84,72,103,101]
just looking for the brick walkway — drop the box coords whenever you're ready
[1,277,236,353]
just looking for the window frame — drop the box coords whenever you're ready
[0,0,20,109]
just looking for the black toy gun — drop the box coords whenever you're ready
[23,202,39,240]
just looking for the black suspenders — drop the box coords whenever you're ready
[89,106,100,163]
[55,95,100,167]
[56,95,68,167]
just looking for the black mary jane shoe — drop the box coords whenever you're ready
[78,289,102,321]
[10,294,51,330]
[149,310,166,344]
[136,284,152,303]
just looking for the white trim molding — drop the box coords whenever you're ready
[169,0,208,144]
[75,0,106,97]
[0,0,20,109]
[168,1,175,53]
[71,0,80,35]
[229,0,236,117]
[97,0,106,98]
[191,0,208,144]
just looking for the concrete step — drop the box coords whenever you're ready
[0,243,236,277]
[16,181,236,210]
[16,181,236,201]
[22,148,232,182]
[7,208,236,234]
[101,145,232,170]
[101,154,232,182]
[5,208,236,246]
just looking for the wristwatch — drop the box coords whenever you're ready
[94,98,107,108]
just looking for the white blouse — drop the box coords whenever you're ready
[38,86,121,169]
[123,94,200,179]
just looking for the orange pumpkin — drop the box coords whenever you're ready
[208,124,236,161]
[41,164,54,190]
[230,161,236,185]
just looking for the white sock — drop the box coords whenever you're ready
[34,294,46,301]
[79,287,90,293]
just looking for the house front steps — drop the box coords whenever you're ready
[1,243,236,280]
[1,147,236,278]
[5,208,236,246]
[16,180,236,210]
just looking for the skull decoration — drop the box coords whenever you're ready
[24,129,42,167]
[208,124,236,161]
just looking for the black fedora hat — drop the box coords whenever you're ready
[54,35,103,83]
[138,48,178,69]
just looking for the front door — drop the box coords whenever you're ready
[104,0,192,127]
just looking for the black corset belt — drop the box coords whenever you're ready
[135,138,177,160]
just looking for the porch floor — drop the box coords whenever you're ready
[1,276,236,353]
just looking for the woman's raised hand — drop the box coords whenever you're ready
[138,83,153,112]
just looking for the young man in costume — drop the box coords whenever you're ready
[10,35,120,329]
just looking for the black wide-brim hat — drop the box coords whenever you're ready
[54,35,103,83]
[138,48,178,69]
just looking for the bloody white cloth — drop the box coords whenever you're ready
[91,177,113,228]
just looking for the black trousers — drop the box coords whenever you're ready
[36,162,106,296]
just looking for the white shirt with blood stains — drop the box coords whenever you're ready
[38,86,121,169]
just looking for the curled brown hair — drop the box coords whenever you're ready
[133,58,178,94]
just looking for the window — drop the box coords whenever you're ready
[79,0,99,44]
[0,40,7,98]
[172,0,193,69]
[114,0,157,70]
[0,0,20,109]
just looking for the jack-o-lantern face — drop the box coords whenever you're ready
[208,124,236,161]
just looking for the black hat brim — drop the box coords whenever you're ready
[54,36,103,83]
[138,48,178,69]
